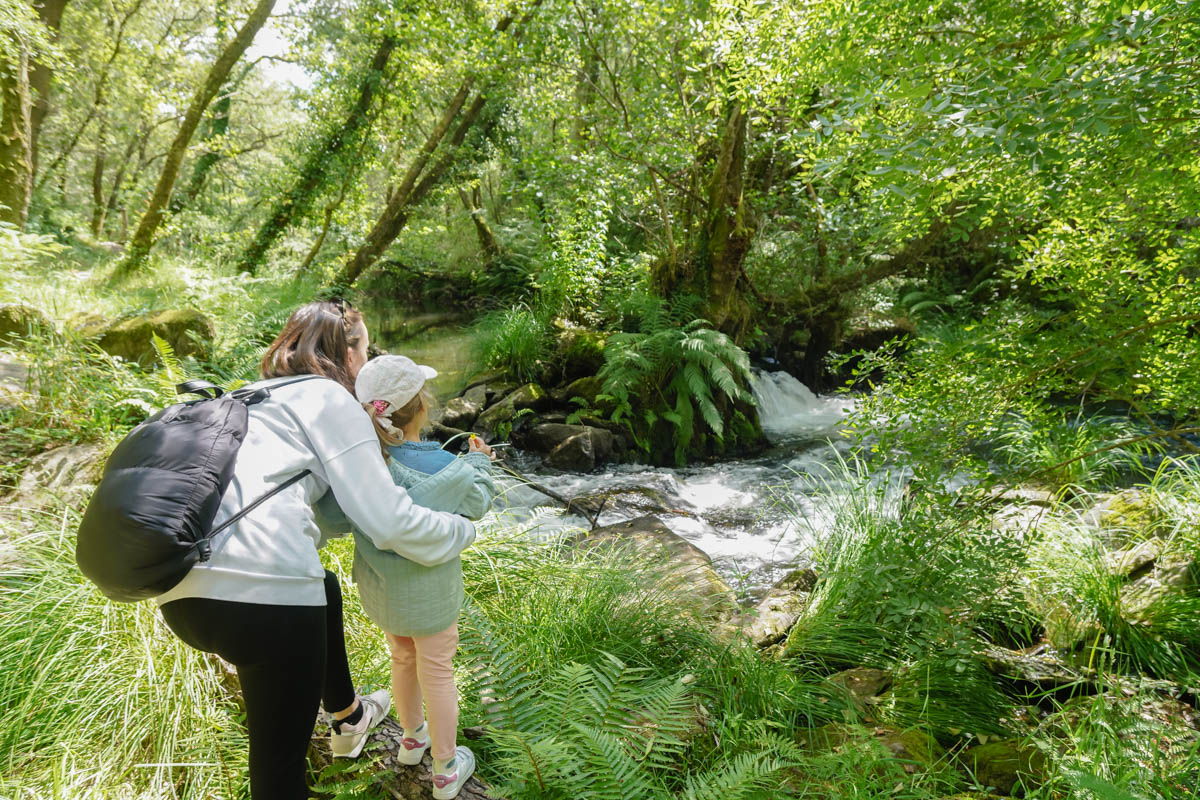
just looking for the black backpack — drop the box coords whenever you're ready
[75,376,322,602]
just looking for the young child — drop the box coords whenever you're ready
[353,355,497,799]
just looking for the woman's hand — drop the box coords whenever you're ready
[468,435,495,459]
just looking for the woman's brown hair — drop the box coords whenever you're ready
[261,299,364,392]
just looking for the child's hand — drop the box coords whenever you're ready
[468,435,495,459]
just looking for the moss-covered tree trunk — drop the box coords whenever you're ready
[118,0,276,274]
[237,33,397,274]
[28,0,69,175]
[0,37,33,229]
[653,101,754,339]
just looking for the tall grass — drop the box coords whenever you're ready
[0,507,248,799]
[471,307,552,384]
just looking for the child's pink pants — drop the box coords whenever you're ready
[386,623,459,761]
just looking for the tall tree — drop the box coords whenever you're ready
[28,0,68,173]
[236,32,397,274]
[0,31,33,227]
[117,0,277,274]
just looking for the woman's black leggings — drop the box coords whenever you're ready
[160,570,357,800]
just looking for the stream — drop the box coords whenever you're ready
[373,317,863,600]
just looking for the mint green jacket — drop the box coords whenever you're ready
[352,451,495,636]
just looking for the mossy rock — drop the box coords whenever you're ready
[474,382,548,437]
[551,374,604,405]
[960,740,1046,796]
[797,723,945,767]
[0,304,51,343]
[1091,489,1164,541]
[553,326,607,381]
[85,309,216,365]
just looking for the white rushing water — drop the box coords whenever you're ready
[486,372,862,599]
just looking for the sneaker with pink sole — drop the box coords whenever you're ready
[432,745,476,800]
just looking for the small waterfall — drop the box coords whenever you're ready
[750,370,855,441]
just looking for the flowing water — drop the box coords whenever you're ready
[491,373,859,599]
[372,316,861,600]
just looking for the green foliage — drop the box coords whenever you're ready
[312,744,396,800]
[1027,692,1200,800]
[993,412,1166,492]
[472,307,552,384]
[598,297,758,464]
[1024,463,1200,681]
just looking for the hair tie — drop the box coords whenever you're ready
[371,399,390,416]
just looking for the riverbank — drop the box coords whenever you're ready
[3,254,1199,799]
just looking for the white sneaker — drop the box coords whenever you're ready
[396,721,431,766]
[330,689,391,759]
[432,745,476,800]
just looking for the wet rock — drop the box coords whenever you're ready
[571,516,737,621]
[828,667,894,709]
[13,443,107,507]
[0,303,51,342]
[81,309,216,365]
[544,427,615,471]
[474,382,548,437]
[741,568,817,648]
[961,740,1046,796]
[565,485,676,519]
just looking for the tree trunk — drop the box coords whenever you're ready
[335,92,485,285]
[0,37,33,228]
[458,183,503,261]
[168,74,237,214]
[90,109,108,236]
[28,0,69,175]
[652,101,754,338]
[98,125,144,240]
[118,0,277,274]
[236,34,397,274]
[334,2,542,286]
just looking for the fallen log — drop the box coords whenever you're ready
[309,717,504,799]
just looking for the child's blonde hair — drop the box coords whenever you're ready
[364,387,436,457]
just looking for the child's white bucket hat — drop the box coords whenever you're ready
[355,355,438,418]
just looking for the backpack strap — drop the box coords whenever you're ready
[197,375,333,560]
[176,379,225,399]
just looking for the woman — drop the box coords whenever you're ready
[156,300,475,800]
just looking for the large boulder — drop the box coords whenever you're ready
[82,309,216,365]
[570,516,737,621]
[474,382,549,438]
[544,427,615,471]
[517,422,616,471]
[0,303,51,343]
[961,740,1047,796]
[740,568,817,648]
